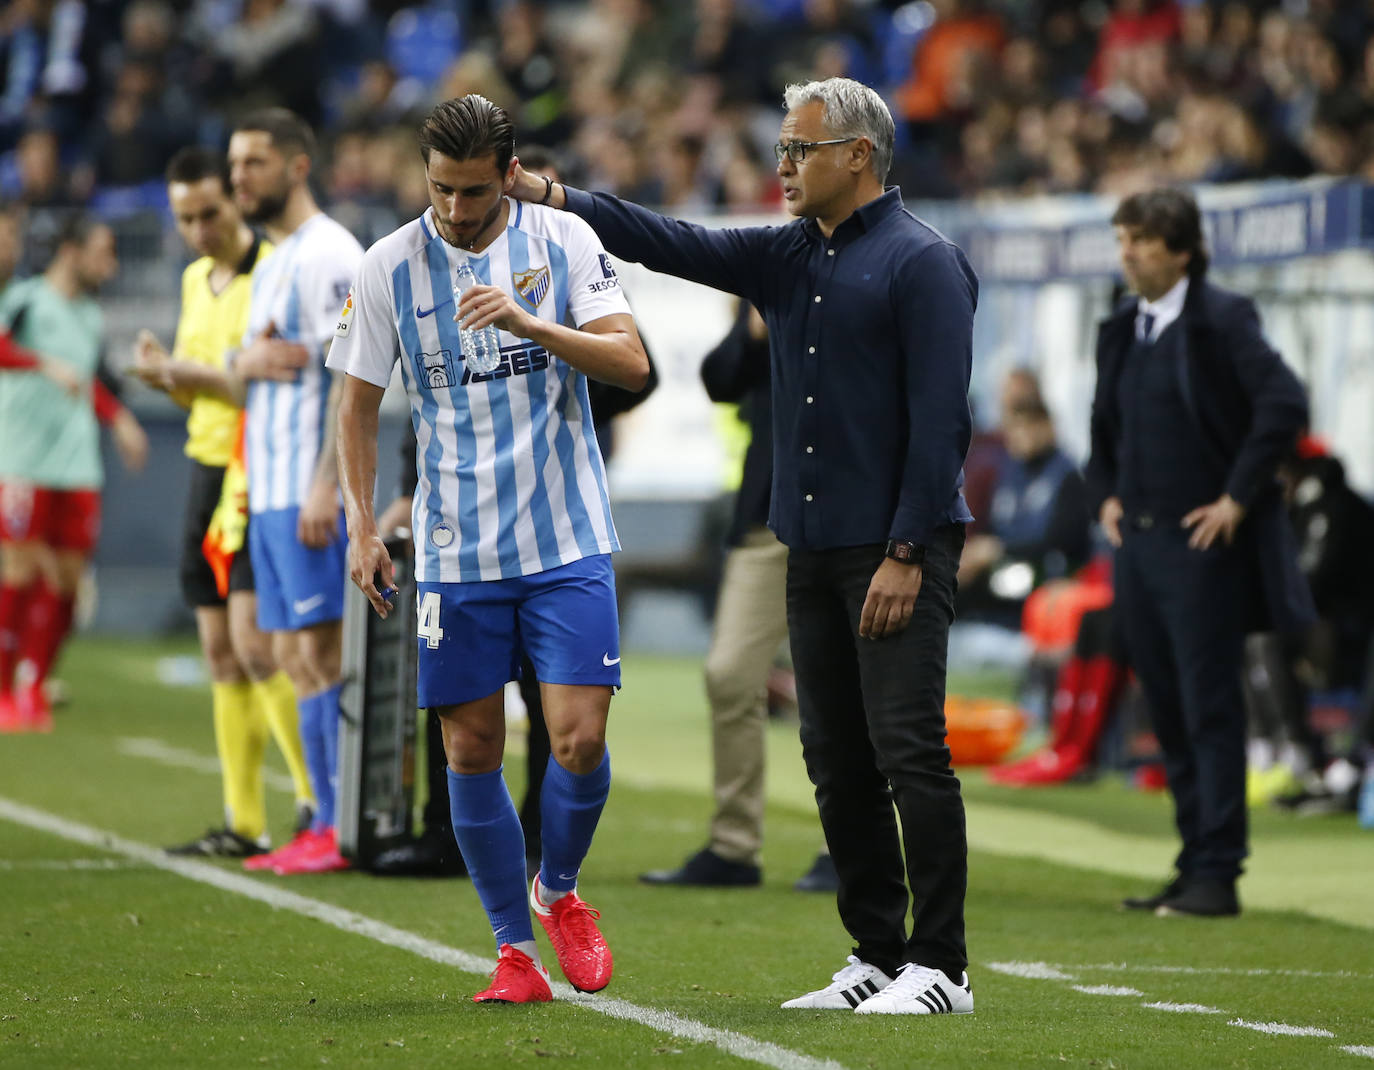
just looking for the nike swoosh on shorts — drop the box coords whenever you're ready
[602,654,621,667]
[293,593,327,615]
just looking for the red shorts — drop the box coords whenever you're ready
[0,482,102,553]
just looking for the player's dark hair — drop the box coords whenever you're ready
[418,95,515,175]
[1112,188,1210,279]
[53,210,97,252]
[165,146,231,194]
[233,108,317,163]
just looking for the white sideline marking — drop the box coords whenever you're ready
[0,858,141,871]
[1228,1020,1334,1038]
[1341,1046,1374,1058]
[1143,1002,1225,1014]
[997,960,1372,980]
[0,797,847,1070]
[1071,985,1142,997]
[118,737,297,793]
[986,961,1077,980]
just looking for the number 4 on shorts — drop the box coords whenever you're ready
[418,591,445,649]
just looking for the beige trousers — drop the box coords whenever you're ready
[703,525,790,865]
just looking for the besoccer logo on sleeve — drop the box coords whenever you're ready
[598,253,616,279]
[335,288,355,338]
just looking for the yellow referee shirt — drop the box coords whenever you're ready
[174,236,271,467]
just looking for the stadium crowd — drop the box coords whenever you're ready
[3,0,1374,235]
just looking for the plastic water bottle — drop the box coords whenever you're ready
[451,260,502,374]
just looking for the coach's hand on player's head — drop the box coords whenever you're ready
[456,284,532,337]
[348,530,395,619]
[298,477,340,549]
[238,321,309,382]
[507,160,562,207]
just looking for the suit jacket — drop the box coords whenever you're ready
[1085,276,1315,636]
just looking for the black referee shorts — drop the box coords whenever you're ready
[180,460,255,609]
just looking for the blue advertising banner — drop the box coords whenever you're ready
[936,181,1374,284]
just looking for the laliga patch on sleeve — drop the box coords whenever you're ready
[335,287,354,338]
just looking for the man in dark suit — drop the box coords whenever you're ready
[1085,188,1314,918]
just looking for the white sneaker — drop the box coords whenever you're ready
[854,963,974,1015]
[781,956,895,1010]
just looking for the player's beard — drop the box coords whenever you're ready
[436,197,504,251]
[240,185,290,226]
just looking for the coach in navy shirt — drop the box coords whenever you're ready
[512,76,978,1016]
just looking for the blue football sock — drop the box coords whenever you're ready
[539,748,611,894]
[298,691,334,833]
[317,682,342,829]
[448,767,534,949]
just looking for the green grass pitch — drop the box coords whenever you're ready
[1,637,1372,1069]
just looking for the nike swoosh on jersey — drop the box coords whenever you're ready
[415,299,451,319]
[293,593,327,615]
[602,653,621,666]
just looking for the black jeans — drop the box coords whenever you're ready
[787,524,968,979]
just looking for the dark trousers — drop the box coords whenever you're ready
[1114,526,1248,882]
[787,524,968,979]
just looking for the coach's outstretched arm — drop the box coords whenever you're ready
[337,373,394,619]
[509,164,774,308]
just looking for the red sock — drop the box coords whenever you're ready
[20,582,74,687]
[0,583,26,694]
[1063,655,1128,763]
[1047,656,1086,752]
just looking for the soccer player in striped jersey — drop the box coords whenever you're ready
[332,95,649,1004]
[130,146,317,858]
[226,110,364,876]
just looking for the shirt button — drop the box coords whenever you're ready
[806,396,814,404]
[808,346,815,354]
[827,249,835,256]
[806,446,813,453]
[814,295,822,303]
[805,494,814,502]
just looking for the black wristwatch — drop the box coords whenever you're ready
[885,539,925,565]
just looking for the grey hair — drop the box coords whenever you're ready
[783,77,895,183]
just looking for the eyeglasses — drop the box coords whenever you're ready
[773,138,857,164]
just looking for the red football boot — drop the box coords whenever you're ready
[0,692,21,733]
[272,828,349,874]
[530,876,613,993]
[473,944,552,1004]
[244,828,321,871]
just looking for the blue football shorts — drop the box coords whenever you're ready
[416,553,622,708]
[248,506,347,632]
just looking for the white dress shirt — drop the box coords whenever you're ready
[1135,274,1189,343]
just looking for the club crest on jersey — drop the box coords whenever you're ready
[513,265,550,311]
[417,349,455,389]
[334,288,355,338]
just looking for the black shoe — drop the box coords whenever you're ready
[639,847,761,887]
[1156,879,1240,918]
[293,800,316,837]
[793,852,838,893]
[166,827,268,858]
[1122,875,1187,911]
[369,833,467,877]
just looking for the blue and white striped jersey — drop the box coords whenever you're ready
[327,201,632,584]
[243,213,364,514]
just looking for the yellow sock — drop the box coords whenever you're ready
[253,672,315,811]
[213,680,268,841]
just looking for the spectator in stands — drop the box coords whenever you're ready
[957,383,1090,630]
[1087,187,1312,919]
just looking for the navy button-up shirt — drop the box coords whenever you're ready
[564,185,975,550]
